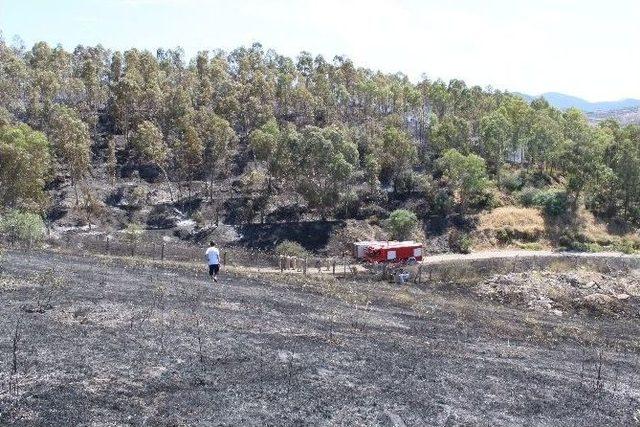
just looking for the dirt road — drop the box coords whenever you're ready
[1,250,639,425]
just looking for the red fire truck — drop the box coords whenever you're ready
[353,241,423,263]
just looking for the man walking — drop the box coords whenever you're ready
[205,241,221,282]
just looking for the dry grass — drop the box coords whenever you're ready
[579,209,617,245]
[478,207,545,235]
[474,207,547,249]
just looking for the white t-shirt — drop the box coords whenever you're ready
[205,247,220,265]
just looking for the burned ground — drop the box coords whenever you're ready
[1,250,640,426]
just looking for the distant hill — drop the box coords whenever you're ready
[586,107,640,126]
[515,92,640,113]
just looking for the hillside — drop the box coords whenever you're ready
[587,107,640,126]
[0,38,639,255]
[516,92,640,113]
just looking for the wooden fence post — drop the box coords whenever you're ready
[161,242,165,262]
[223,251,227,266]
[106,236,110,255]
[416,264,423,284]
[280,256,284,272]
[303,258,308,275]
[332,259,336,275]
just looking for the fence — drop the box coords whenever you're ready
[33,234,640,285]
[48,233,366,278]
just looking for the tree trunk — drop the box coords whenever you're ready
[73,177,80,206]
[160,166,174,202]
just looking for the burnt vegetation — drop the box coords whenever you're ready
[0,36,639,254]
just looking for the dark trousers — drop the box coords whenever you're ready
[209,264,220,276]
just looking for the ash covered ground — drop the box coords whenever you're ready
[1,250,640,426]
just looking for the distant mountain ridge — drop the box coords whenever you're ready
[515,92,640,113]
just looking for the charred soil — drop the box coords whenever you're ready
[0,251,639,425]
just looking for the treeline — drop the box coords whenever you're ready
[1,37,639,226]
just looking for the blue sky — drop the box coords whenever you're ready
[1,0,638,101]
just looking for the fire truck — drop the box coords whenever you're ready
[353,240,423,264]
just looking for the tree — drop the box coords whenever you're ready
[49,106,91,205]
[386,209,418,240]
[130,120,173,201]
[0,209,46,248]
[0,123,52,211]
[439,148,491,210]
[602,125,640,221]
[363,153,381,191]
[527,109,563,170]
[106,136,117,185]
[293,125,358,219]
[378,123,416,188]
[429,115,470,156]
[123,223,143,256]
[479,110,512,178]
[249,118,279,161]
[557,108,609,209]
[195,109,238,200]
[176,123,204,199]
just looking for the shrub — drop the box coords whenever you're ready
[123,223,144,255]
[431,188,455,216]
[558,231,589,251]
[448,229,471,254]
[0,210,46,247]
[516,242,544,251]
[358,204,389,222]
[499,169,525,192]
[385,209,419,240]
[335,190,360,219]
[585,242,604,253]
[496,228,512,244]
[275,240,308,257]
[191,210,205,227]
[614,238,636,255]
[533,189,568,216]
[518,186,541,207]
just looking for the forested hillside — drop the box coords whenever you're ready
[1,38,639,252]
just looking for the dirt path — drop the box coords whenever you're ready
[422,249,639,264]
[1,250,639,425]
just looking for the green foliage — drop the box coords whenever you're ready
[385,209,419,240]
[558,231,589,252]
[131,120,166,165]
[516,242,544,251]
[448,229,471,254]
[613,238,636,255]
[123,223,144,244]
[479,110,511,173]
[0,210,46,246]
[439,149,491,209]
[275,240,308,257]
[0,123,52,211]
[518,187,540,207]
[249,118,279,161]
[3,38,640,230]
[556,109,610,204]
[49,105,91,195]
[532,189,568,217]
[499,169,525,192]
[293,125,359,218]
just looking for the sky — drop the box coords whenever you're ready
[1,0,638,101]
